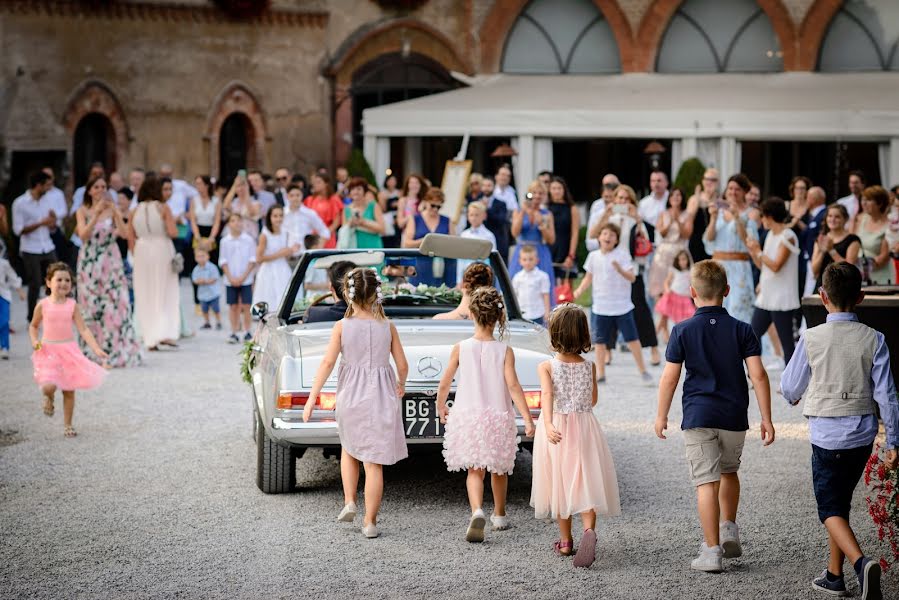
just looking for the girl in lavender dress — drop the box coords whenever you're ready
[303,267,408,539]
[437,287,536,543]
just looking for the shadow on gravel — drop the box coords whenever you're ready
[0,428,23,448]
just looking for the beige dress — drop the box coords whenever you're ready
[132,201,180,347]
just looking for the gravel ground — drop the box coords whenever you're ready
[1,285,896,599]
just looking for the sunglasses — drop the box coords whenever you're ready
[276,176,289,181]
[427,203,443,210]
[703,177,719,182]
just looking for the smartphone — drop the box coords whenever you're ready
[715,199,728,209]
[613,204,628,215]
[237,169,247,179]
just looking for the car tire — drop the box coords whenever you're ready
[256,411,296,493]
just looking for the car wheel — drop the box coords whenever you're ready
[256,410,296,493]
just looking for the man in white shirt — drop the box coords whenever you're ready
[248,170,277,216]
[40,167,72,268]
[638,170,670,227]
[283,185,330,252]
[586,174,620,251]
[837,169,865,225]
[128,168,145,208]
[12,171,56,320]
[493,164,519,213]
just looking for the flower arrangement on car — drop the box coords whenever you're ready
[864,442,899,571]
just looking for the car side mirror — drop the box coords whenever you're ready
[252,302,269,322]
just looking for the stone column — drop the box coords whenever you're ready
[511,135,534,204]
[404,137,422,176]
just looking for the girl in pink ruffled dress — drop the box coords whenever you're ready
[29,263,108,437]
[437,287,535,543]
[531,304,621,568]
[655,250,695,341]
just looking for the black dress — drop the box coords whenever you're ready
[814,234,861,290]
[382,194,401,248]
[547,202,574,279]
[688,206,710,262]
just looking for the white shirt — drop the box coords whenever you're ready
[219,232,258,286]
[585,199,606,251]
[457,225,498,281]
[755,228,800,312]
[512,267,550,319]
[11,191,56,255]
[0,258,23,302]
[42,186,67,228]
[284,205,330,251]
[837,193,861,223]
[584,246,634,316]
[492,185,519,213]
[638,191,669,227]
[254,190,278,215]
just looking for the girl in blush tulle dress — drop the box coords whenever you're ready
[303,267,409,539]
[655,250,695,341]
[29,263,108,438]
[531,304,620,568]
[437,287,536,543]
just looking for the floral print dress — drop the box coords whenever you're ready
[77,217,143,367]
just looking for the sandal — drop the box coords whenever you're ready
[160,340,179,348]
[64,426,77,438]
[573,528,597,568]
[553,540,574,556]
[42,394,54,417]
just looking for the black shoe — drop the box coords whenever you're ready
[201,323,212,330]
[811,570,847,597]
[243,332,252,342]
[858,558,881,600]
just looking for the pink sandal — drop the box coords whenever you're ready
[573,528,597,568]
[553,540,574,557]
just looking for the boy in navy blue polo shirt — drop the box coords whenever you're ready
[655,259,774,573]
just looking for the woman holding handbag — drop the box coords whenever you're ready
[129,175,180,351]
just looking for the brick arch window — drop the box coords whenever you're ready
[63,81,128,186]
[501,0,621,74]
[205,83,268,181]
[656,0,783,73]
[818,0,899,71]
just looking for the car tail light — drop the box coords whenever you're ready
[523,390,541,410]
[276,391,337,410]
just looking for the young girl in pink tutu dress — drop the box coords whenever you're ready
[29,263,108,437]
[655,250,695,341]
[437,287,536,543]
[302,267,409,539]
[531,304,620,568]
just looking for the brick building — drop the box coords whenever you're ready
[1,0,897,204]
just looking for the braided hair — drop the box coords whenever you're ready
[342,267,386,320]
[468,286,507,340]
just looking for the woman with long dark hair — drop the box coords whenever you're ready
[546,176,580,283]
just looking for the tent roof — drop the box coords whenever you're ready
[362,73,899,140]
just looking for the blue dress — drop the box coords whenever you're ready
[703,209,758,324]
[509,209,556,306]
[410,214,457,288]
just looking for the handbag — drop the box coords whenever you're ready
[554,275,574,304]
[170,253,184,274]
[634,227,653,257]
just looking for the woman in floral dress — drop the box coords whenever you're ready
[74,176,142,367]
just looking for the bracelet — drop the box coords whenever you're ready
[33,341,42,351]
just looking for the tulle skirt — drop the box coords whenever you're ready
[443,404,519,475]
[32,341,107,391]
[531,412,621,520]
[655,291,695,323]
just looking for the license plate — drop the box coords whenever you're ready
[403,394,453,438]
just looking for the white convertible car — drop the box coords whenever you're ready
[248,235,552,493]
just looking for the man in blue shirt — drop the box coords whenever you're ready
[655,259,774,574]
[781,262,898,599]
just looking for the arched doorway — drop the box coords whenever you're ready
[219,112,255,183]
[73,113,115,187]
[350,52,458,149]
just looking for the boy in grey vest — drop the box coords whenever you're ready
[781,262,898,599]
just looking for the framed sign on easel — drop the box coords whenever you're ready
[439,159,472,225]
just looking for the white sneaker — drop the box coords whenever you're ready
[466,509,487,542]
[490,514,510,530]
[720,521,742,558]
[361,523,379,538]
[337,503,357,522]
[0,349,8,360]
[691,543,724,573]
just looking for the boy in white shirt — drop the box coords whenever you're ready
[573,223,651,383]
[283,185,329,252]
[457,201,497,281]
[219,213,257,343]
[512,245,550,326]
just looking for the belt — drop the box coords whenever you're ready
[41,338,74,344]
[712,252,751,261]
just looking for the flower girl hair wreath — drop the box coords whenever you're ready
[343,267,387,320]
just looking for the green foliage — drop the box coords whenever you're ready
[674,157,706,197]
[239,341,255,385]
[346,148,377,187]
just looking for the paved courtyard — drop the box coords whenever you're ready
[1,289,896,599]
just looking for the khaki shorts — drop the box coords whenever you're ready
[683,428,747,487]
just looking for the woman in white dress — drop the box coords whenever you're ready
[252,205,300,311]
[130,176,180,351]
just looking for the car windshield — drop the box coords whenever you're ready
[283,250,517,322]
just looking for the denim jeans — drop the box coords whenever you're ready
[0,297,9,349]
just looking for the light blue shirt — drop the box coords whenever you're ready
[191,263,221,303]
[780,312,899,450]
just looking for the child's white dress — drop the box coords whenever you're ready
[531,358,621,519]
[442,338,519,475]
[252,229,293,309]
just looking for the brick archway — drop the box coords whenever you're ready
[63,80,129,174]
[634,0,799,72]
[796,0,842,70]
[479,0,636,73]
[205,82,268,178]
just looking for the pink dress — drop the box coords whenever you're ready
[31,298,107,391]
[442,338,519,475]
[655,268,695,323]
[336,318,408,465]
[531,358,620,519]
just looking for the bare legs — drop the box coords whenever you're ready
[340,449,384,527]
[557,510,597,543]
[656,315,670,343]
[466,468,508,515]
[42,385,76,435]
[824,517,863,576]
[696,473,740,547]
[595,341,647,377]
[627,340,648,374]
[595,345,608,379]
